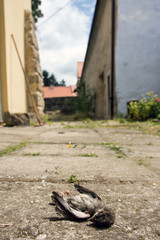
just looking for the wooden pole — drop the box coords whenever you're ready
[11,34,42,126]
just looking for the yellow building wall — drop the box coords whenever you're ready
[0,0,31,116]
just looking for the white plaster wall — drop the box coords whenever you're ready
[3,0,31,114]
[116,0,160,115]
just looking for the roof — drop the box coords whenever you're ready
[77,62,84,79]
[44,85,77,98]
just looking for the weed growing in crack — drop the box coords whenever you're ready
[0,142,28,157]
[22,153,41,156]
[106,143,126,158]
[78,153,98,157]
[136,159,150,167]
[68,175,81,183]
[116,154,125,158]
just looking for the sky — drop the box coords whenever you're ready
[36,0,96,86]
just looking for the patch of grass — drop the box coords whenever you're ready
[109,144,121,153]
[133,120,160,136]
[119,118,126,124]
[22,153,40,156]
[136,158,150,167]
[61,122,74,128]
[128,148,133,153]
[0,142,28,157]
[147,142,153,146]
[93,142,126,158]
[43,114,53,126]
[116,154,125,158]
[68,175,81,183]
[30,119,37,126]
[105,143,126,158]
[136,159,144,165]
[78,153,98,157]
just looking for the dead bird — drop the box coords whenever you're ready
[49,184,115,227]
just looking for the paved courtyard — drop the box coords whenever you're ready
[0,123,160,239]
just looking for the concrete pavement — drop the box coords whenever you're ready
[0,123,160,239]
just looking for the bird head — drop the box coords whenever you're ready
[88,207,115,227]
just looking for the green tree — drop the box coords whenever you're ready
[59,79,66,86]
[42,70,66,87]
[32,0,43,23]
[43,70,50,86]
[49,74,58,86]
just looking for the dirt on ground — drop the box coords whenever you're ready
[0,122,160,240]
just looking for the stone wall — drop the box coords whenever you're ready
[25,10,44,118]
[44,97,76,114]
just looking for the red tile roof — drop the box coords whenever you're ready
[44,85,77,98]
[77,62,84,79]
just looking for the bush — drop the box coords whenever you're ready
[74,81,96,117]
[128,92,160,121]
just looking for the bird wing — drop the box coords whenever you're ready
[74,184,101,200]
[51,191,90,219]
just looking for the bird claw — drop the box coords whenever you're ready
[59,190,71,198]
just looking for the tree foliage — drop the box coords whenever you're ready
[43,70,66,87]
[74,80,96,117]
[32,0,43,23]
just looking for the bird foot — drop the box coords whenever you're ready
[59,190,71,198]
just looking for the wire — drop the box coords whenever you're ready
[37,0,75,28]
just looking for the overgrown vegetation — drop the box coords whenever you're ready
[128,92,160,121]
[74,81,96,117]
[0,142,28,157]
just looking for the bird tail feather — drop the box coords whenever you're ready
[51,191,90,219]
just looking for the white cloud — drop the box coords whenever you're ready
[120,9,148,23]
[36,0,95,85]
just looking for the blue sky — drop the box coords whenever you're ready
[36,0,96,85]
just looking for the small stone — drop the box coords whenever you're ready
[126,226,133,233]
[41,180,46,187]
[36,234,47,240]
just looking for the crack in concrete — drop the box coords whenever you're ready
[0,177,154,185]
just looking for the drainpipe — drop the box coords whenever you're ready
[111,0,116,119]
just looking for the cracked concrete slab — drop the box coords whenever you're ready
[0,123,160,239]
